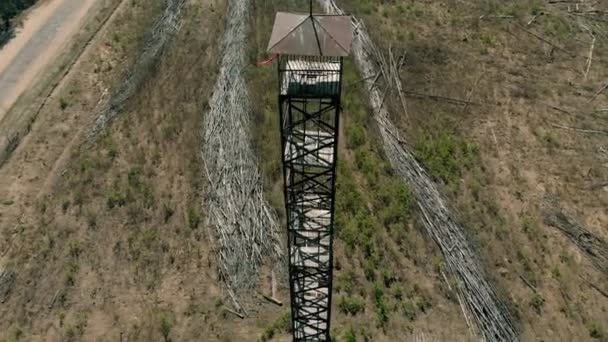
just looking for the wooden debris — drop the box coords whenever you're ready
[224,306,245,319]
[262,294,283,306]
[551,123,608,136]
[202,0,284,312]
[0,268,15,303]
[518,273,538,292]
[527,14,542,26]
[590,81,608,102]
[544,197,608,275]
[580,275,608,299]
[48,289,61,309]
[582,26,596,80]
[89,0,186,138]
[514,24,577,57]
[463,74,482,113]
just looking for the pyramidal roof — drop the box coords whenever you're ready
[267,12,353,57]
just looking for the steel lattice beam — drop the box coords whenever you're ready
[278,55,343,341]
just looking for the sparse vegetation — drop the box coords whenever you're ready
[59,97,69,110]
[529,292,545,315]
[187,207,200,229]
[589,322,606,340]
[158,314,173,342]
[338,295,365,315]
[415,132,479,186]
[260,311,290,342]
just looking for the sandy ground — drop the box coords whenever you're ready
[0,0,98,122]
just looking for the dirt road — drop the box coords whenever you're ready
[0,0,98,122]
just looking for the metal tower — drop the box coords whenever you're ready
[268,10,353,341]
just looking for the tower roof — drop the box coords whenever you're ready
[267,12,353,57]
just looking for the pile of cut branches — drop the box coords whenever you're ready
[544,197,608,275]
[201,0,283,314]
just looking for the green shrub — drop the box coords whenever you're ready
[415,132,478,185]
[163,203,174,223]
[378,180,412,226]
[403,301,417,321]
[376,300,389,327]
[343,327,357,342]
[159,314,172,342]
[260,311,290,341]
[373,282,389,327]
[338,295,365,315]
[107,190,129,209]
[347,125,366,149]
[336,270,357,295]
[187,207,201,229]
[60,98,69,110]
[529,292,545,314]
[589,322,605,340]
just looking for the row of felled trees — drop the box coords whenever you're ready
[0,0,37,32]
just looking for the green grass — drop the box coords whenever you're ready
[415,132,479,186]
[338,295,366,315]
[259,311,290,342]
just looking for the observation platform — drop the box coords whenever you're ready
[280,57,341,98]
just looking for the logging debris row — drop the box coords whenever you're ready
[201,0,283,314]
[90,0,186,137]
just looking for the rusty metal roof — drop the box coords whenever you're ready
[267,12,353,57]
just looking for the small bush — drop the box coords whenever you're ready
[588,322,605,340]
[343,327,356,342]
[187,207,201,229]
[60,98,69,110]
[403,301,417,321]
[107,190,129,209]
[415,132,478,185]
[64,260,79,286]
[260,311,290,341]
[163,203,174,223]
[159,314,172,342]
[347,124,366,149]
[529,292,545,314]
[338,295,365,315]
[336,270,357,295]
[68,241,81,258]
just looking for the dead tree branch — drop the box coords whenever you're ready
[551,123,608,135]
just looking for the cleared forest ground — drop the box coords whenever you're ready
[0,0,229,339]
[332,0,608,340]
[0,0,606,341]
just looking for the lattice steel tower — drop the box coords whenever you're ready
[268,7,353,342]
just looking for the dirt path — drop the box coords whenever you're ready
[0,0,98,121]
